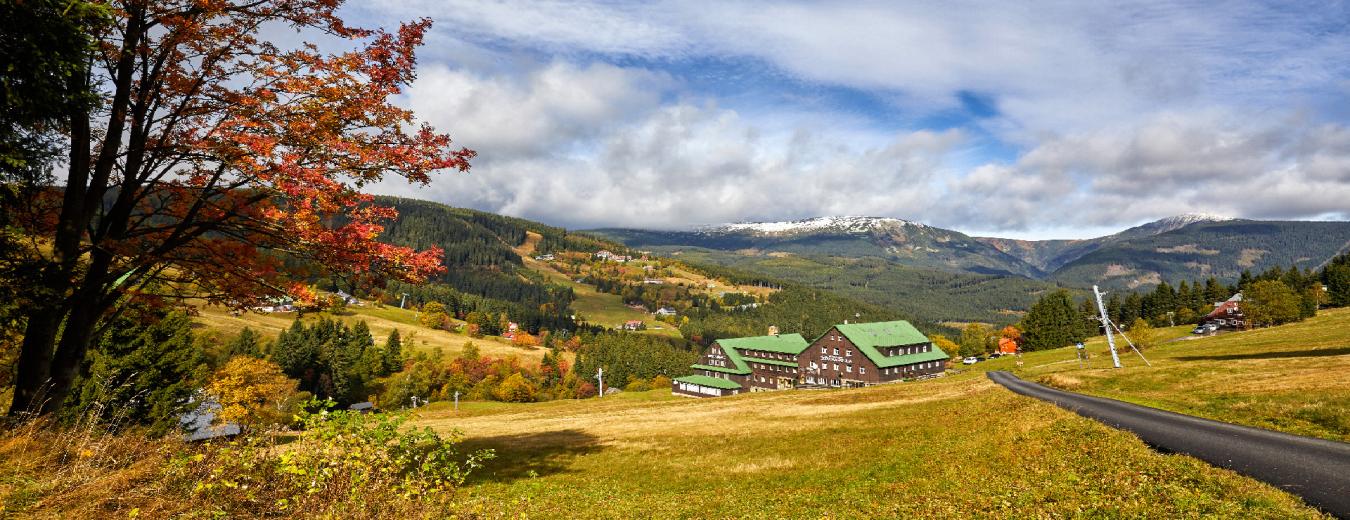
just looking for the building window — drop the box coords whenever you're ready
[821,346,827,354]
[833,347,839,355]
[860,367,866,375]
[845,365,852,373]
[846,350,852,357]
[833,363,839,371]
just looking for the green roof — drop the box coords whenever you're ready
[742,357,798,368]
[716,334,810,355]
[674,375,742,390]
[690,364,750,375]
[832,321,944,368]
[691,334,808,375]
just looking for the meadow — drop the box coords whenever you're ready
[415,374,1328,517]
[1001,307,1350,442]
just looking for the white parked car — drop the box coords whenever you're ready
[962,357,979,365]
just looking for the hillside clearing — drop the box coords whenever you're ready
[193,303,556,364]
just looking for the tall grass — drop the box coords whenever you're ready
[0,401,492,518]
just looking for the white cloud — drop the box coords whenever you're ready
[357,1,1350,236]
[942,111,1350,232]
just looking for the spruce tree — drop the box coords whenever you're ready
[225,327,265,359]
[1019,289,1088,351]
[66,311,207,433]
[382,329,404,376]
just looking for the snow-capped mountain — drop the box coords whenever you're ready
[1115,213,1236,240]
[698,216,925,235]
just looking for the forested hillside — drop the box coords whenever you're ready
[594,216,1044,277]
[1051,220,1350,290]
[365,198,934,345]
[594,215,1350,312]
[664,248,1064,326]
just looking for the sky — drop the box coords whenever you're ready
[342,0,1350,239]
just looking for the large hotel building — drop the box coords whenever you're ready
[672,320,948,398]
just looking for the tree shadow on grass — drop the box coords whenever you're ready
[1176,346,1350,361]
[460,429,604,484]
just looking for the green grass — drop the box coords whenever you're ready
[415,377,1326,518]
[981,307,1350,443]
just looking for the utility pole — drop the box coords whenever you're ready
[596,367,605,398]
[454,391,460,411]
[399,293,409,309]
[1093,285,1123,369]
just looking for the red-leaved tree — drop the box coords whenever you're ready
[8,0,471,417]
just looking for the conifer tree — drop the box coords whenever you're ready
[1019,289,1089,351]
[67,311,206,433]
[225,327,265,359]
[382,329,404,376]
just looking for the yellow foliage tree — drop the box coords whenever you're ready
[419,301,450,329]
[207,356,299,428]
[512,331,539,348]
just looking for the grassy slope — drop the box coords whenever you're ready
[413,347,1340,518]
[1006,307,1350,442]
[194,303,556,364]
[515,232,682,337]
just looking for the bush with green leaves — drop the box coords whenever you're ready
[178,399,494,515]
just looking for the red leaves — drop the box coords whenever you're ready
[21,1,471,309]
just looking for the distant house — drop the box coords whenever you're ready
[333,290,360,305]
[1201,293,1246,330]
[348,402,376,413]
[534,254,555,261]
[997,337,1018,355]
[655,307,677,317]
[254,296,295,314]
[595,250,615,260]
[503,322,520,340]
[180,397,241,442]
[643,278,664,285]
[622,320,644,331]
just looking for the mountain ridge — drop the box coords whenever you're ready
[590,213,1350,291]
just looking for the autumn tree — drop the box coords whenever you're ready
[958,323,992,358]
[1123,318,1158,350]
[929,334,959,360]
[420,302,450,330]
[6,1,470,417]
[1244,280,1302,327]
[207,356,299,428]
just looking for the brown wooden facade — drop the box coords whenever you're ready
[797,326,945,388]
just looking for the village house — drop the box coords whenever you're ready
[798,320,947,388]
[672,320,947,398]
[655,307,678,317]
[1200,293,1246,330]
[622,320,644,331]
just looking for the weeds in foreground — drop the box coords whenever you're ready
[0,401,493,518]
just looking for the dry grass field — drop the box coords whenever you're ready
[414,374,1327,518]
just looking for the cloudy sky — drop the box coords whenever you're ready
[346,0,1350,239]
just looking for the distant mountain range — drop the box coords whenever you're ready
[591,214,1350,291]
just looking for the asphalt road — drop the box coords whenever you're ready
[987,371,1350,518]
